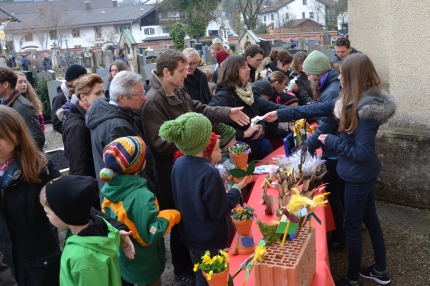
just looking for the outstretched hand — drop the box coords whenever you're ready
[119,230,135,260]
[229,106,250,126]
[263,111,278,123]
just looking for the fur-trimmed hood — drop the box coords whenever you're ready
[358,88,396,124]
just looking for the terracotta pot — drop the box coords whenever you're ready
[233,174,254,185]
[232,218,253,236]
[202,266,229,286]
[230,153,248,169]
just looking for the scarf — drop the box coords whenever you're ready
[2,89,20,106]
[318,71,331,90]
[61,81,69,100]
[235,82,254,106]
[0,158,22,189]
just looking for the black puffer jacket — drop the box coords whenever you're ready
[183,68,211,104]
[0,161,61,286]
[58,102,96,178]
[51,89,67,134]
[293,73,315,106]
[85,99,142,190]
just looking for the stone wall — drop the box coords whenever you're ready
[349,0,430,208]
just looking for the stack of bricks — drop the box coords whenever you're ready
[254,227,316,286]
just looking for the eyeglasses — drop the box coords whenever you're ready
[131,91,145,98]
[187,61,198,66]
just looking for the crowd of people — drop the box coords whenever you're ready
[0,37,395,286]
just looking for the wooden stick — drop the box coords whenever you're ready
[281,220,291,248]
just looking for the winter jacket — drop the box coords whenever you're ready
[42,58,52,70]
[332,48,361,63]
[21,57,30,71]
[276,89,396,183]
[86,98,141,190]
[114,54,129,67]
[0,252,17,286]
[293,73,315,106]
[248,63,260,83]
[141,71,231,203]
[60,216,121,286]
[3,90,45,150]
[183,68,211,104]
[259,62,295,80]
[51,89,67,133]
[209,87,263,161]
[101,175,180,284]
[58,102,96,178]
[0,161,61,286]
[304,69,340,157]
[172,156,241,250]
[325,89,396,183]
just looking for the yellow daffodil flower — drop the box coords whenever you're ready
[218,256,223,263]
[203,253,211,264]
[224,262,228,269]
[193,263,199,272]
[207,270,213,281]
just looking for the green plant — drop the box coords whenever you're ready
[228,141,251,154]
[170,22,185,51]
[193,250,230,279]
[229,43,236,52]
[231,203,255,221]
[36,75,51,119]
[229,161,255,178]
[256,219,281,244]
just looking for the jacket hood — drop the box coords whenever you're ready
[65,217,119,257]
[149,70,176,97]
[85,98,135,130]
[101,174,147,203]
[358,89,396,123]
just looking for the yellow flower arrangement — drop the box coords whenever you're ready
[194,250,230,280]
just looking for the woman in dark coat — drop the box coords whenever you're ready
[210,55,272,161]
[259,49,294,80]
[288,51,315,106]
[182,48,211,104]
[105,60,129,100]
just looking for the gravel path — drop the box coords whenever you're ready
[45,124,430,285]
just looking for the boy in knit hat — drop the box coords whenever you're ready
[159,113,248,286]
[100,136,181,286]
[39,175,121,286]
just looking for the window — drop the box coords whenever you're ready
[271,14,274,21]
[49,30,57,40]
[162,27,170,34]
[309,12,314,19]
[302,12,306,19]
[24,33,33,41]
[74,45,82,48]
[263,15,266,22]
[72,28,80,38]
[114,24,131,33]
[303,0,307,4]
[94,26,102,38]
[144,28,155,35]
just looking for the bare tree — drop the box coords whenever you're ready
[309,0,326,26]
[276,6,296,29]
[237,0,266,30]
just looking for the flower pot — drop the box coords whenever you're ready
[232,218,253,236]
[230,153,248,169]
[233,174,254,185]
[202,266,229,286]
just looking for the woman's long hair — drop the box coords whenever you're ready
[0,106,48,183]
[107,60,129,82]
[15,72,43,115]
[217,55,247,91]
[338,53,381,134]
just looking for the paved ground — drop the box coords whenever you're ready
[45,124,430,285]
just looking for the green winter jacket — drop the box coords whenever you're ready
[60,217,121,286]
[101,175,180,284]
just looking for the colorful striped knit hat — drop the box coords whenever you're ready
[100,136,146,181]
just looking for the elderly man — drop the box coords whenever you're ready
[86,71,145,190]
[333,37,361,63]
[0,67,45,150]
[142,49,249,286]
[182,48,211,104]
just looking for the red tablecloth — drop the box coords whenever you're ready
[228,147,335,286]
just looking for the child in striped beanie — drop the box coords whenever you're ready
[100,136,181,286]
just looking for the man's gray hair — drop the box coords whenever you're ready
[109,71,142,101]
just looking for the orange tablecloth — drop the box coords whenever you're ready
[228,147,335,286]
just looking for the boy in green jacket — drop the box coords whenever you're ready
[100,136,181,286]
[40,175,121,286]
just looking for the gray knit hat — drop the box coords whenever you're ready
[159,112,212,156]
[302,51,331,75]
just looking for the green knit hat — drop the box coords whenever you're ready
[219,123,236,149]
[302,51,331,75]
[159,112,212,156]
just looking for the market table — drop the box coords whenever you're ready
[229,147,335,286]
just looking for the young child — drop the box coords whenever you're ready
[40,175,121,286]
[99,136,181,286]
[203,68,216,96]
[159,113,247,286]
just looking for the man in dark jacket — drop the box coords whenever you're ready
[42,53,52,71]
[244,44,263,83]
[333,37,361,63]
[0,67,45,150]
[86,71,145,191]
[20,55,30,71]
[142,49,249,286]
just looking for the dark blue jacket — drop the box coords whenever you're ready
[305,69,340,157]
[21,57,30,71]
[276,88,396,184]
[172,156,241,250]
